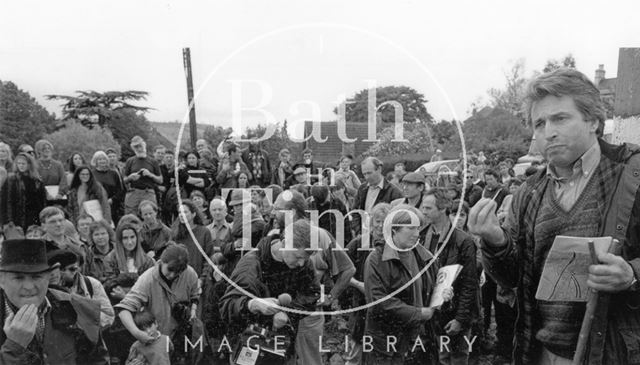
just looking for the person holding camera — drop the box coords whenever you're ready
[220,219,321,364]
[122,136,163,216]
[116,244,200,364]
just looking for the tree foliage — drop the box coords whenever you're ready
[43,121,120,163]
[334,85,435,125]
[543,54,576,73]
[0,80,57,150]
[462,107,531,163]
[45,90,151,128]
[487,59,528,119]
[364,122,435,157]
[45,90,165,159]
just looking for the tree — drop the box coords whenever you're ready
[462,107,531,163]
[487,59,528,119]
[364,122,434,157]
[45,90,151,129]
[543,54,576,73]
[334,85,435,125]
[46,90,159,159]
[431,120,458,145]
[0,80,57,149]
[44,121,120,163]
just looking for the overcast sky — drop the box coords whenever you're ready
[1,0,638,138]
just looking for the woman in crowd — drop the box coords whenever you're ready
[0,142,13,171]
[115,244,199,364]
[138,200,172,259]
[189,190,211,225]
[34,139,68,200]
[67,165,111,224]
[0,152,47,231]
[237,171,249,189]
[104,222,155,285]
[91,150,125,223]
[172,199,214,278]
[178,150,210,198]
[364,204,449,364]
[66,152,87,186]
[87,219,115,283]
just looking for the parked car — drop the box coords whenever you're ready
[414,159,459,187]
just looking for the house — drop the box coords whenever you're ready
[595,48,640,117]
[302,121,377,164]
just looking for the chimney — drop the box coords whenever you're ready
[595,64,606,86]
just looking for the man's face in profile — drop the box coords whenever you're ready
[0,271,50,308]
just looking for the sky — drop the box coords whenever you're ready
[1,0,638,138]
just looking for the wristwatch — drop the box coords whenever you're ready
[628,275,640,291]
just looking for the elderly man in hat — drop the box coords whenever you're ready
[0,239,109,364]
[391,172,427,209]
[122,135,163,215]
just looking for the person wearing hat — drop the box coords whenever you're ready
[391,171,427,209]
[122,136,163,216]
[221,189,266,275]
[48,249,115,329]
[0,239,109,364]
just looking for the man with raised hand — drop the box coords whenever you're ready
[469,68,640,364]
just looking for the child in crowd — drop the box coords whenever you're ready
[125,310,172,365]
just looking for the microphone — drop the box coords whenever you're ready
[278,293,292,307]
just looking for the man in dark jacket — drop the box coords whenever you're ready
[462,169,483,208]
[470,68,640,364]
[352,157,403,235]
[0,239,108,364]
[420,188,478,364]
[219,219,321,363]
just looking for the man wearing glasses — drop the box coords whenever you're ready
[47,250,114,329]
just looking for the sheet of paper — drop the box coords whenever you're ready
[429,264,463,308]
[535,236,613,302]
[82,199,104,221]
[45,185,59,199]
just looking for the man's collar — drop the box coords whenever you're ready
[369,179,384,190]
[547,141,601,181]
[381,239,430,262]
[209,220,229,230]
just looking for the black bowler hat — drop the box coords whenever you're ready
[0,239,57,273]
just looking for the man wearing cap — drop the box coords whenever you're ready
[0,239,109,364]
[48,250,114,329]
[391,172,426,208]
[285,164,310,196]
[122,136,163,215]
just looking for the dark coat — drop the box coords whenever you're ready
[219,234,321,344]
[0,288,109,365]
[482,139,640,364]
[464,183,483,207]
[0,173,47,230]
[364,241,438,358]
[422,225,478,327]
[352,179,403,235]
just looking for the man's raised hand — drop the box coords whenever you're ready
[3,304,38,348]
[468,198,506,247]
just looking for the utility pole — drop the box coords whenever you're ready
[182,48,197,151]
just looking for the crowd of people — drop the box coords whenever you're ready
[0,67,639,365]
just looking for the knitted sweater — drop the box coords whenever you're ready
[534,168,603,359]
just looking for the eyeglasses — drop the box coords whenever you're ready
[23,150,34,155]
